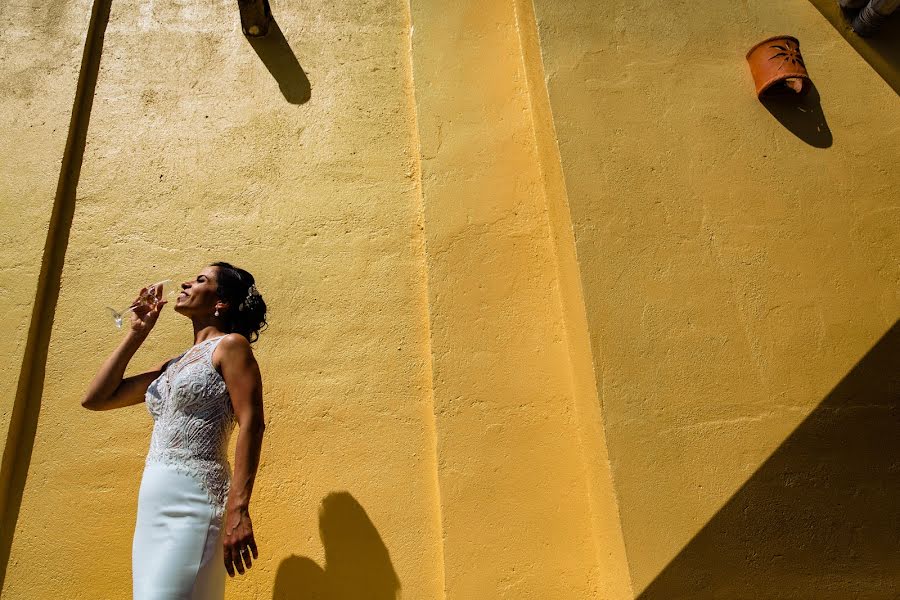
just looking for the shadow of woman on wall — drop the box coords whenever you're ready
[272,492,401,600]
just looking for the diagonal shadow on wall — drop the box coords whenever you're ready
[807,0,900,96]
[0,0,112,590]
[638,320,900,599]
[272,492,401,599]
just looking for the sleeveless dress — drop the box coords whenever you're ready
[132,335,236,600]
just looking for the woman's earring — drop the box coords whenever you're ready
[215,309,220,317]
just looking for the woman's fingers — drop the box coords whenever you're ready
[223,511,257,577]
[223,543,248,577]
[130,287,147,310]
[231,539,253,573]
[233,548,246,575]
[223,546,235,577]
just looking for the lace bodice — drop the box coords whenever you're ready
[145,335,236,518]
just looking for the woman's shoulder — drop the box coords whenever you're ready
[217,333,252,352]
[211,333,255,370]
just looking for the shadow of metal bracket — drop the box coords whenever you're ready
[245,19,311,105]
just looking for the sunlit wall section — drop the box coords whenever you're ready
[2,1,445,598]
[408,0,630,597]
[0,0,93,582]
[530,0,900,595]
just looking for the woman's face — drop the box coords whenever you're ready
[173,266,223,317]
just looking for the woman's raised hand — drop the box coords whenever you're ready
[129,284,167,335]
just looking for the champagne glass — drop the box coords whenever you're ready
[106,279,179,329]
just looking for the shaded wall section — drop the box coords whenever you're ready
[0,0,88,439]
[530,0,900,594]
[640,321,899,599]
[807,0,900,96]
[0,0,88,416]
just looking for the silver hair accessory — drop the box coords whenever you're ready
[238,284,260,312]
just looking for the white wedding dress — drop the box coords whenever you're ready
[133,335,236,600]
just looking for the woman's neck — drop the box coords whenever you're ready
[191,322,227,345]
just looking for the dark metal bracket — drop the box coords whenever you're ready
[238,0,273,37]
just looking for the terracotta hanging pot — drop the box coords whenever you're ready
[746,36,811,98]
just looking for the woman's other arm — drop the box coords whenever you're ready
[81,286,167,411]
[218,333,265,577]
[81,331,168,410]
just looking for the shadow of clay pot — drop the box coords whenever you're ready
[746,35,811,98]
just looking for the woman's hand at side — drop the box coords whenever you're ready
[217,333,266,577]
[223,506,258,577]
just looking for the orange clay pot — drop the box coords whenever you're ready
[746,36,811,97]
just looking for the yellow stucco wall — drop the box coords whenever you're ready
[0,1,83,449]
[530,0,900,597]
[2,0,898,598]
[408,0,630,596]
[0,0,95,579]
[3,1,446,598]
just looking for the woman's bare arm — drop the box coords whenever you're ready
[81,331,168,411]
[217,333,265,577]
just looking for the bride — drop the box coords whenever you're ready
[82,262,268,599]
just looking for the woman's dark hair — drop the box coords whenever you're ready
[210,261,268,343]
